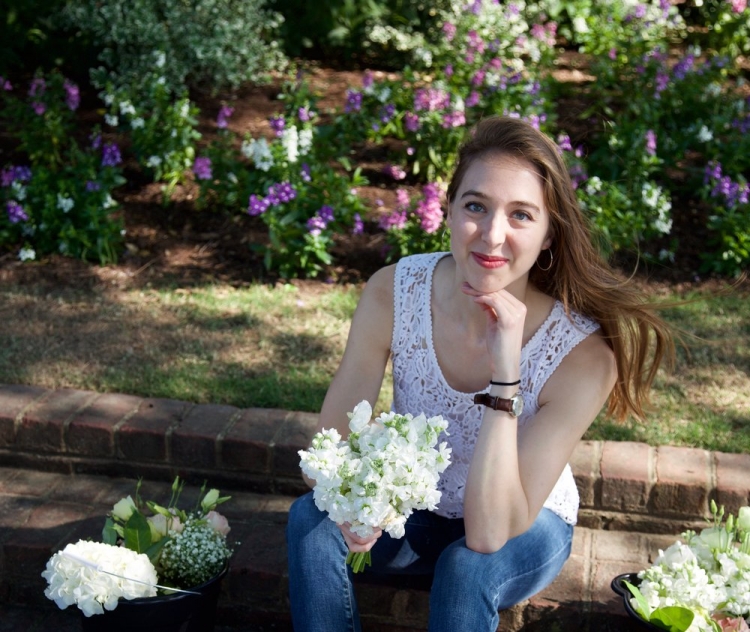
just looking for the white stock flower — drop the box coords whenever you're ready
[18,247,36,261]
[241,138,274,171]
[104,114,118,127]
[281,125,299,163]
[131,117,145,129]
[56,194,74,213]
[348,401,372,433]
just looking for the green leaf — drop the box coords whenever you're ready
[101,517,118,545]
[123,510,153,554]
[649,606,694,632]
[624,580,651,620]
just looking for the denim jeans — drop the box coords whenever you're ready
[286,491,574,632]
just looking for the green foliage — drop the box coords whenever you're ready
[192,104,369,278]
[680,0,750,57]
[271,0,452,66]
[61,0,287,96]
[98,58,201,195]
[0,70,125,264]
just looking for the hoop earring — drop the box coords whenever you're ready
[537,249,554,271]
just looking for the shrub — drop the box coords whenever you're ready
[0,71,125,264]
[61,0,287,96]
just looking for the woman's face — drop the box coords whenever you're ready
[447,153,552,295]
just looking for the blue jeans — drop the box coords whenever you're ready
[286,491,574,632]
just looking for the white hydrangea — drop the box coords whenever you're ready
[299,400,452,543]
[42,540,157,617]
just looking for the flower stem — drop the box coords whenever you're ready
[346,551,372,573]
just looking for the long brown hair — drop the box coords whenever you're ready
[447,115,675,422]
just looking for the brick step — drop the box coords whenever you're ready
[1,467,673,631]
[1,384,749,533]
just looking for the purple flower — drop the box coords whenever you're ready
[192,156,212,180]
[85,180,101,192]
[609,48,617,60]
[362,70,374,90]
[90,133,102,150]
[300,163,311,182]
[269,115,285,137]
[441,110,465,129]
[444,64,454,78]
[704,161,723,185]
[383,164,407,181]
[267,181,296,205]
[380,103,396,123]
[415,183,445,234]
[247,194,269,216]
[471,70,486,87]
[396,188,410,210]
[1,165,32,187]
[404,112,420,132]
[645,130,657,156]
[31,102,46,116]
[319,205,334,223]
[217,105,234,129]
[414,88,450,112]
[101,143,122,167]
[378,208,407,231]
[306,215,327,236]
[557,134,573,152]
[64,80,80,111]
[352,213,364,235]
[0,76,12,91]
[345,90,362,113]
[298,106,314,122]
[28,77,45,98]
[6,200,28,224]
[654,71,670,97]
[466,91,480,108]
[442,22,456,42]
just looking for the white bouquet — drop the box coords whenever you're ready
[626,502,750,632]
[299,400,452,572]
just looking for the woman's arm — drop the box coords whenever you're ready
[463,331,617,553]
[301,264,396,489]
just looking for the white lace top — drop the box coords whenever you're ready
[391,252,600,525]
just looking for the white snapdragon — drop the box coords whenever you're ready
[299,401,452,570]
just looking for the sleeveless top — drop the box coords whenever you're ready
[391,252,601,524]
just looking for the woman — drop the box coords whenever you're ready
[286,115,674,631]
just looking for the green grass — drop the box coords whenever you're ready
[1,281,747,453]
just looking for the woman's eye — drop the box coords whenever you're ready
[465,201,484,213]
[512,210,532,221]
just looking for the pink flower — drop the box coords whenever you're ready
[713,616,750,631]
[731,0,747,13]
[206,511,231,536]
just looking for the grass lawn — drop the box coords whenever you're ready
[0,278,747,454]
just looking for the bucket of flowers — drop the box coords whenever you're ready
[42,477,233,632]
[612,502,750,632]
[299,400,452,572]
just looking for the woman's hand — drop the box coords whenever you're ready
[460,282,526,379]
[338,523,382,553]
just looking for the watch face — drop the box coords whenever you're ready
[511,395,524,417]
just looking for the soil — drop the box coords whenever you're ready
[0,63,739,295]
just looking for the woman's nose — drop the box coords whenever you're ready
[482,213,507,245]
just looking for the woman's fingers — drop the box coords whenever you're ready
[339,523,383,553]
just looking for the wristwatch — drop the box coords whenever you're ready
[473,392,524,418]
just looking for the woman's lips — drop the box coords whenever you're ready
[471,252,508,269]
